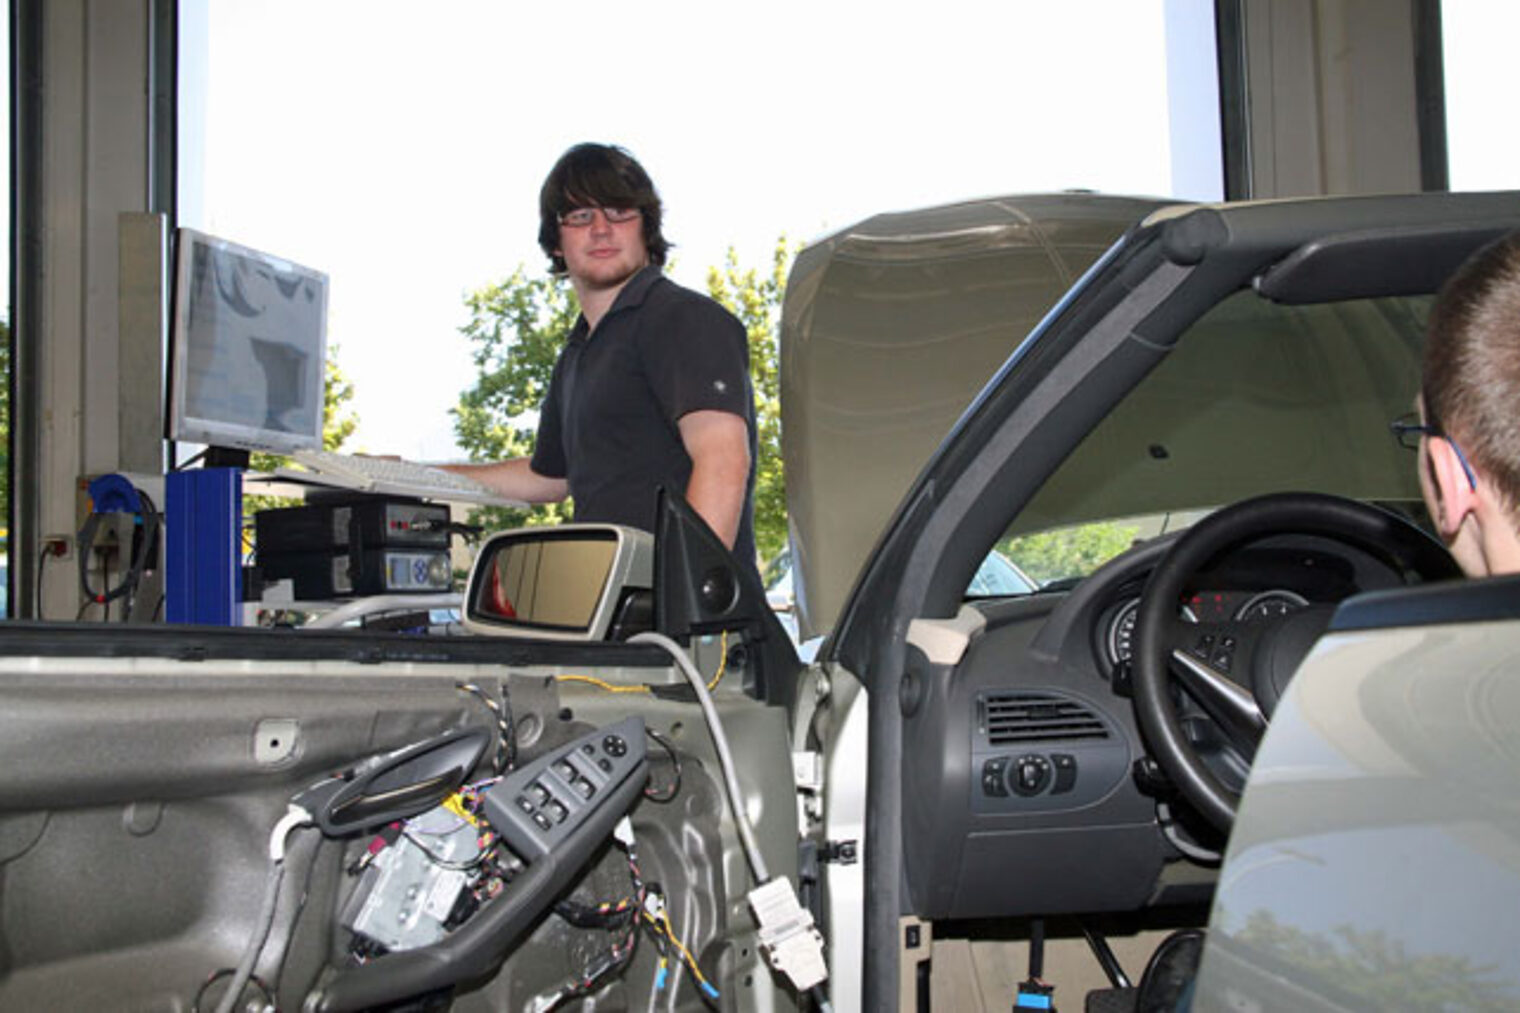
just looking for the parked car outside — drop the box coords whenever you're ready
[764,544,1037,652]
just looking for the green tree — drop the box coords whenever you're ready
[319,349,359,451]
[706,239,794,562]
[450,268,578,532]
[999,521,1141,586]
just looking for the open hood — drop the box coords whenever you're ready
[780,193,1171,639]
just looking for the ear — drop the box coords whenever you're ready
[1427,436,1480,535]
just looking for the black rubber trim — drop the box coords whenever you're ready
[1255,223,1513,304]
[0,621,670,668]
[1330,574,1520,633]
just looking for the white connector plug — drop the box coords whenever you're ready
[748,877,828,991]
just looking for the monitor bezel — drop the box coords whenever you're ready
[166,227,330,456]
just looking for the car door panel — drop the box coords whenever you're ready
[0,636,796,1012]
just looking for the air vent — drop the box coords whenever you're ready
[981,692,1109,745]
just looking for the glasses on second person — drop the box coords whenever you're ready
[1390,410,1478,491]
[558,207,641,228]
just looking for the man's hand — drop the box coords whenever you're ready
[678,410,751,551]
[438,459,569,504]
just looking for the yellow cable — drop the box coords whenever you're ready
[556,630,732,695]
[660,909,716,990]
[705,631,729,691]
[554,673,650,694]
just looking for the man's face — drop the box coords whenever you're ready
[555,207,650,293]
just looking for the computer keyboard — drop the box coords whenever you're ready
[288,449,523,507]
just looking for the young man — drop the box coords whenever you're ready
[454,144,760,571]
[1408,230,1520,577]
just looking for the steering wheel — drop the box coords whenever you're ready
[1131,492,1459,832]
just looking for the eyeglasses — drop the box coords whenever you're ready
[557,207,640,228]
[1390,411,1478,491]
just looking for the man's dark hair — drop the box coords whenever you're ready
[538,143,670,275]
[1424,230,1520,516]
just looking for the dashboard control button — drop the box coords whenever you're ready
[1051,753,1078,794]
[981,757,1009,797]
[1012,754,1052,796]
[603,734,628,758]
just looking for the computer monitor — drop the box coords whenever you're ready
[167,228,329,456]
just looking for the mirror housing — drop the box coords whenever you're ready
[654,489,801,707]
[461,524,653,641]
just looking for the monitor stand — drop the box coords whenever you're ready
[204,446,252,469]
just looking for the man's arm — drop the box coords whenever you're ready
[439,459,569,504]
[678,410,751,551]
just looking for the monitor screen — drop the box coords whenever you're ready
[168,228,329,455]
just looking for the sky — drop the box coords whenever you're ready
[183,0,1192,461]
[0,2,1509,462]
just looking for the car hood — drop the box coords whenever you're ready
[779,192,1171,639]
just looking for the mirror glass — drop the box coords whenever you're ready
[471,531,617,632]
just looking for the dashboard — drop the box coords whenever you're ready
[1099,588,1313,668]
[899,527,1415,921]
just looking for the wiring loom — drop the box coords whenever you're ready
[530,816,720,1012]
[344,789,716,1010]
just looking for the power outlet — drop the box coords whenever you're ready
[43,535,74,561]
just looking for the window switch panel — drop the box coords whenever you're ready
[481,716,646,861]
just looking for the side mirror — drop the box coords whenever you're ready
[461,524,653,640]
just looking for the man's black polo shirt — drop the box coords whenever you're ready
[531,265,760,569]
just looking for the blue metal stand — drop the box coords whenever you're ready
[166,468,242,625]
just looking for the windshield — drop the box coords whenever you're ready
[768,545,1037,607]
[997,290,1432,587]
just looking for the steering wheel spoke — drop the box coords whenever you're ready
[1167,647,1266,754]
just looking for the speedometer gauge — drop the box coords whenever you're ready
[1235,589,1309,621]
[1107,598,1198,666]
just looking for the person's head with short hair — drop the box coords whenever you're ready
[1417,229,1520,576]
[538,143,670,276]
